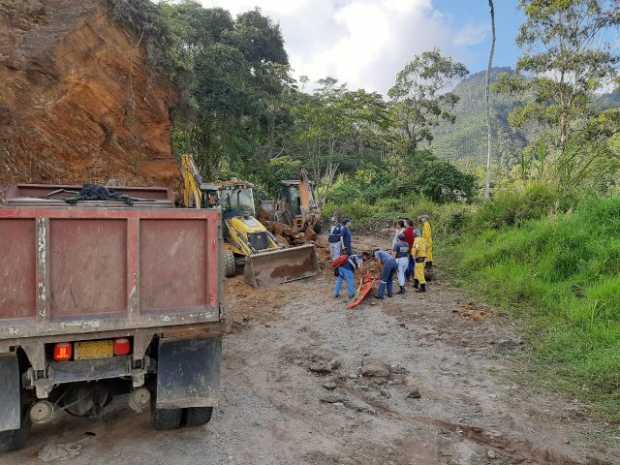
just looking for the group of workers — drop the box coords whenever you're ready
[329,215,433,301]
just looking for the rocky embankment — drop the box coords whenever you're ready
[0,0,178,188]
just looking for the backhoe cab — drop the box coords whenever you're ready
[260,169,322,245]
[217,180,279,257]
[277,179,321,233]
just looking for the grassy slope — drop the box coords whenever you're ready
[454,197,620,419]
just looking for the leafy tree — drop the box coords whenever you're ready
[558,109,620,193]
[289,79,390,180]
[158,2,291,178]
[229,9,289,65]
[412,156,477,203]
[388,50,469,156]
[499,0,620,152]
[161,2,233,67]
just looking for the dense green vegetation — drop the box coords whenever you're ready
[454,192,620,419]
[107,0,478,200]
[112,0,620,418]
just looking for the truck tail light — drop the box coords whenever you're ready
[113,338,131,356]
[53,343,73,362]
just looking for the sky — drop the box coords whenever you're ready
[197,0,525,93]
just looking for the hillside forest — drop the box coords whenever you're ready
[112,0,620,419]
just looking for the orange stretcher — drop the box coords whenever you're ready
[347,273,377,310]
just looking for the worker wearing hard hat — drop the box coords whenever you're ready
[411,229,429,293]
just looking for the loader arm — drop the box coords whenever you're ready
[181,154,203,209]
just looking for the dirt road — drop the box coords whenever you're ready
[3,245,619,465]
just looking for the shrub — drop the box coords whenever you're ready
[470,182,563,230]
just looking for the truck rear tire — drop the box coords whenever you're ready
[224,250,236,277]
[0,411,30,453]
[152,408,183,431]
[184,407,213,427]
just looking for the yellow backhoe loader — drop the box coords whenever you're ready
[180,154,318,287]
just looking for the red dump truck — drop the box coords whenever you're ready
[0,184,225,452]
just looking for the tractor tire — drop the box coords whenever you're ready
[184,407,213,427]
[152,407,183,431]
[224,250,236,277]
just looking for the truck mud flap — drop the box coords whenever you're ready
[244,243,318,287]
[0,354,21,432]
[156,337,221,410]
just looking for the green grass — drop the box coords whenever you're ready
[455,196,620,420]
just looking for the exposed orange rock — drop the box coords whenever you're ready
[0,0,179,189]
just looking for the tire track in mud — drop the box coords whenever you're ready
[340,384,591,465]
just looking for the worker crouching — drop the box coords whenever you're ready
[374,249,397,299]
[334,254,364,299]
[412,229,429,293]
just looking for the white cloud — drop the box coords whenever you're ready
[453,23,488,47]
[194,0,484,93]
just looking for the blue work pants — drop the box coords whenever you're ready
[376,260,397,299]
[334,267,356,298]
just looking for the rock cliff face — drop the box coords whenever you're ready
[0,0,179,188]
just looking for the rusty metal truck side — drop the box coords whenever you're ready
[0,188,225,451]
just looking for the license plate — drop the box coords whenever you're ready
[74,340,114,360]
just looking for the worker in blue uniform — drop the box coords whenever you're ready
[374,249,397,299]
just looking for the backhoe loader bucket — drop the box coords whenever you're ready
[244,244,318,287]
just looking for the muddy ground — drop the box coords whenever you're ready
[3,238,619,465]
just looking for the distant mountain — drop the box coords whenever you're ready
[431,67,620,166]
[431,67,528,166]
[596,91,620,111]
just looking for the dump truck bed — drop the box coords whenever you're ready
[0,205,222,342]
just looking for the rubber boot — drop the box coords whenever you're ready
[398,286,405,295]
[413,279,419,289]
[416,283,426,293]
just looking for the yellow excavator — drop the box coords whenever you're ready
[180,154,318,287]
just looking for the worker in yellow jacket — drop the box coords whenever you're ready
[411,229,429,293]
[420,214,433,271]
